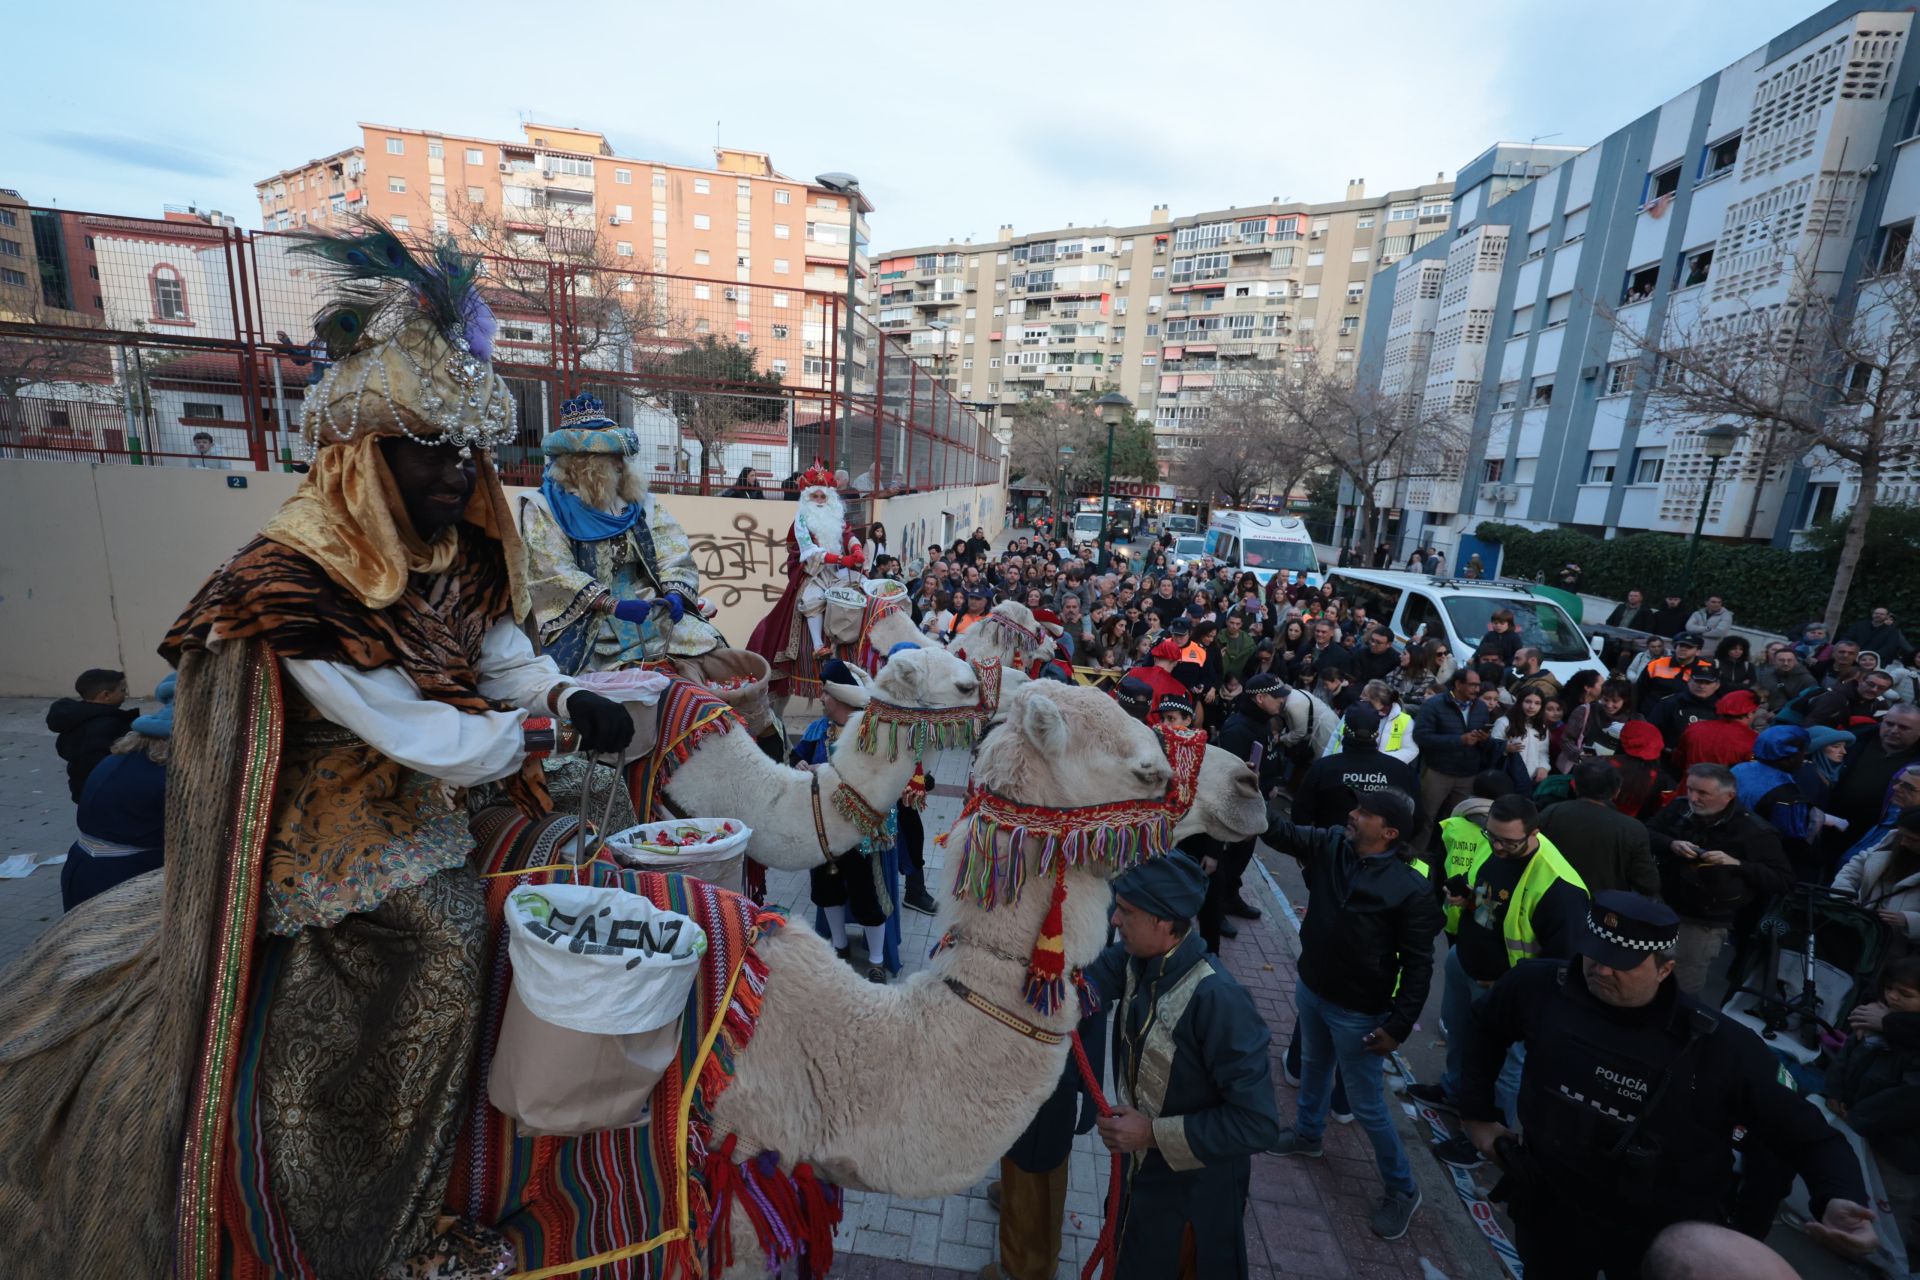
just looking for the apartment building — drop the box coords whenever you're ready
[255,123,872,399]
[1354,3,1920,557]
[873,177,1454,460]
[0,189,103,324]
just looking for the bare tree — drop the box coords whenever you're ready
[1175,368,1323,508]
[1607,247,1920,628]
[443,193,666,371]
[1005,386,1157,509]
[0,298,115,402]
[1262,358,1467,549]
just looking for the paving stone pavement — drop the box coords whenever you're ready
[0,695,1492,1279]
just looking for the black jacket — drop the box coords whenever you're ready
[46,699,137,803]
[1262,814,1442,1042]
[1291,746,1418,829]
[1606,601,1652,630]
[1346,643,1402,685]
[1412,690,1492,777]
[1641,603,1690,639]
[1646,797,1792,924]
[1647,689,1721,751]
[1213,702,1281,794]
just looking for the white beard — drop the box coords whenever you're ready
[798,488,846,553]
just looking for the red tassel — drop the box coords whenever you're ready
[703,1134,743,1273]
[793,1163,842,1278]
[1022,861,1069,1015]
[901,762,930,810]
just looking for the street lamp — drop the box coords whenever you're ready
[1057,444,1075,540]
[1095,391,1132,572]
[815,172,863,469]
[927,318,952,391]
[1677,422,1742,605]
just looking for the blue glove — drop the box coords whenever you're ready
[661,591,689,624]
[612,598,652,624]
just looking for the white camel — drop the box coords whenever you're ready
[621,645,984,871]
[705,680,1269,1275]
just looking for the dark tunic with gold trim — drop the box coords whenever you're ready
[1082,931,1279,1279]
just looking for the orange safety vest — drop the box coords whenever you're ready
[1179,642,1208,666]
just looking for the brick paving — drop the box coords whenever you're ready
[0,698,1494,1278]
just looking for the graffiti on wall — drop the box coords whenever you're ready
[685,511,790,608]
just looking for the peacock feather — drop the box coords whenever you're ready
[288,215,495,360]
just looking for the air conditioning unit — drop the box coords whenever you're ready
[1478,482,1519,504]
[1581,364,1600,380]
[724,288,740,301]
[499,162,511,172]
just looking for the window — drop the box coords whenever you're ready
[1586,449,1617,484]
[1844,362,1875,402]
[772,324,790,339]
[693,249,710,265]
[961,358,973,370]
[182,402,225,421]
[1633,449,1666,484]
[1880,220,1913,273]
[151,265,187,320]
[1622,263,1659,304]
[1681,245,1714,287]
[426,140,443,159]
[692,214,710,230]
[615,242,633,256]
[737,180,751,197]
[0,238,20,258]
[1301,284,1320,300]
[1483,458,1506,482]
[1701,133,1741,180]
[466,186,483,203]
[1560,206,1588,243]
[737,218,751,232]
[386,137,404,154]
[775,189,791,205]
[770,359,788,376]
[773,223,790,239]
[1605,360,1639,396]
[692,178,710,195]
[653,173,667,189]
[773,258,790,274]
[1307,251,1325,266]
[1529,377,1554,407]
[1145,322,1159,336]
[694,319,710,333]
[1510,305,1534,337]
[1274,247,1295,267]
[772,291,789,307]
[989,357,1001,369]
[615,168,631,184]
[0,267,27,287]
[652,208,667,224]
[614,203,633,221]
[1351,248,1370,262]
[1644,163,1681,205]
[1336,349,1354,362]
[0,209,15,228]
[1339,316,1359,335]
[1545,292,1570,327]
[388,176,406,193]
[1526,227,1549,260]
[1356,216,1374,229]
[390,215,409,231]
[1141,356,1158,366]
[1346,282,1365,301]
[1151,265,1166,279]
[1497,380,1520,410]
[466,148,484,165]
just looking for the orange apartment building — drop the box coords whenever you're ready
[254,123,872,407]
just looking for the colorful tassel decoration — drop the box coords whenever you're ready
[902,762,930,810]
[1074,967,1101,1019]
[1022,862,1070,1015]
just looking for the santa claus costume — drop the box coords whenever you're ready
[747,462,865,691]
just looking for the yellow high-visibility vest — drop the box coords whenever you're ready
[1465,834,1588,967]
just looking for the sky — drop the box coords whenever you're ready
[9,0,1832,251]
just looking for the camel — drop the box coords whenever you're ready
[704,680,1270,1276]
[599,645,985,872]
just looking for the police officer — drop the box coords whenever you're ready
[1458,891,1878,1278]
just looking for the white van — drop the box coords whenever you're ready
[1322,568,1604,686]
[1205,510,1322,588]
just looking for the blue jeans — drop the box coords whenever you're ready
[1294,979,1416,1197]
[1284,1025,1349,1115]
[1437,945,1523,1126]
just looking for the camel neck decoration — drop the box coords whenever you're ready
[1157,726,1209,819]
[829,781,890,840]
[856,658,1001,760]
[944,784,1178,910]
[965,610,1047,667]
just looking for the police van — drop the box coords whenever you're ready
[1204,510,1323,587]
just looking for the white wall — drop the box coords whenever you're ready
[0,457,1002,696]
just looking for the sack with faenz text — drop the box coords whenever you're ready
[490,883,708,1136]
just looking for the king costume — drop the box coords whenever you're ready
[0,224,635,1279]
[520,395,726,671]
[746,461,865,677]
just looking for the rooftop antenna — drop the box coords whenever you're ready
[716,120,721,147]
[1529,132,1563,146]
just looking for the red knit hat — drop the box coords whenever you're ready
[1619,720,1664,761]
[1150,638,1182,661]
[1716,689,1759,716]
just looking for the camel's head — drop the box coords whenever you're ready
[949,601,1057,671]
[862,605,938,655]
[1172,745,1269,844]
[862,644,981,710]
[974,681,1170,808]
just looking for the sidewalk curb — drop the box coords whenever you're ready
[1247,848,1511,1280]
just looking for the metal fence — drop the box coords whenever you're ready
[0,203,1001,492]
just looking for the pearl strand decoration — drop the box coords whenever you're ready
[294,328,516,463]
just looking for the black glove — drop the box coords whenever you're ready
[564,689,636,755]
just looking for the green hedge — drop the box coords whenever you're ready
[1473,518,1920,635]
